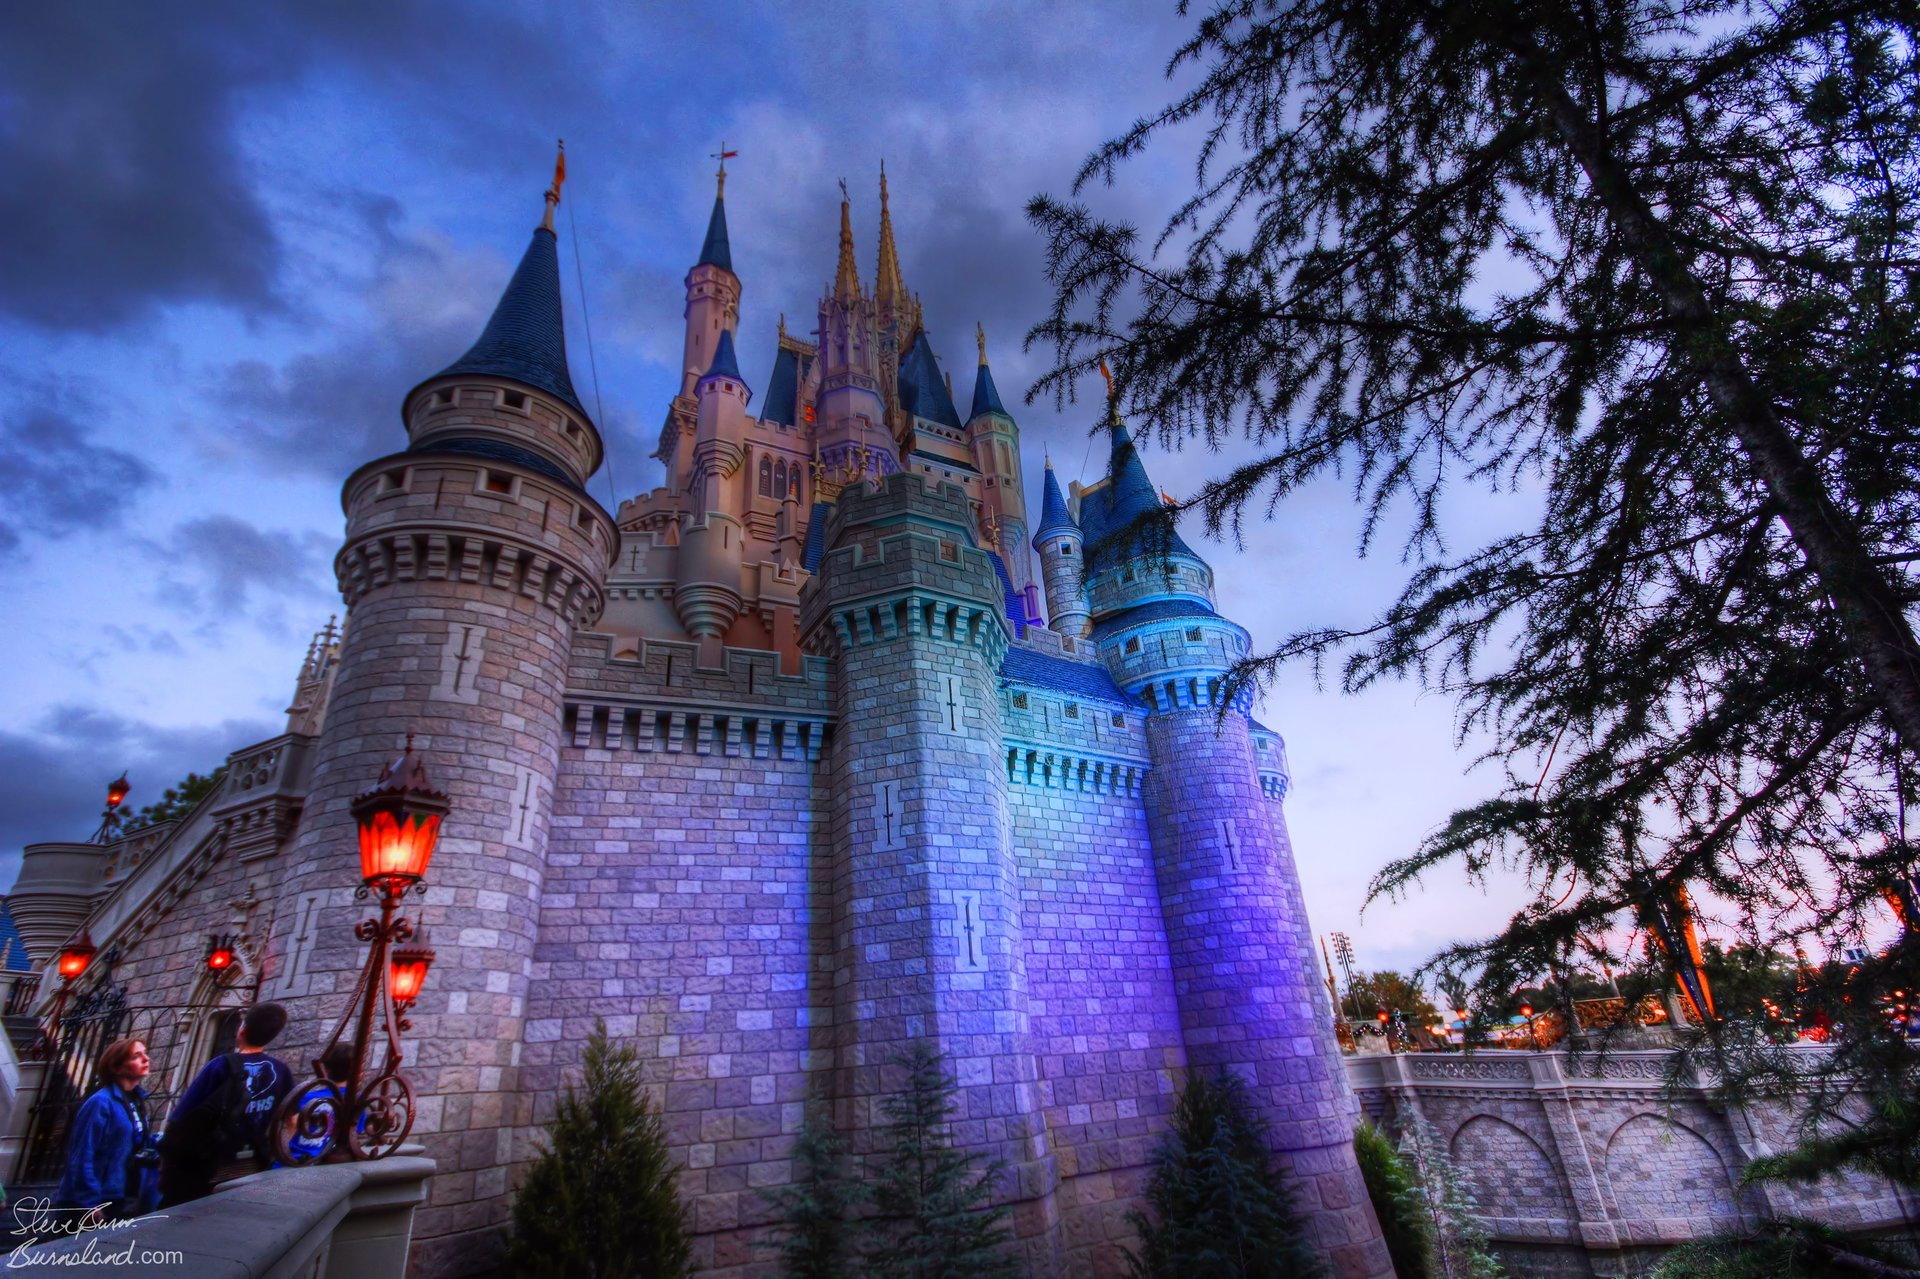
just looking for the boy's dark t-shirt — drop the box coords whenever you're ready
[167,1051,294,1162]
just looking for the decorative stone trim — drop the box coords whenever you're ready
[566,700,830,763]
[1004,745,1147,796]
[337,525,604,627]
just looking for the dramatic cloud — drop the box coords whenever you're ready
[0,401,158,550]
[0,705,278,884]
[0,6,283,331]
[147,515,334,620]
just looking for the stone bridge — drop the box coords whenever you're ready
[1345,1049,1917,1277]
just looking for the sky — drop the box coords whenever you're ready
[0,1,1538,982]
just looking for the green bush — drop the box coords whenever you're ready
[762,1106,854,1279]
[1354,1119,1435,1279]
[855,1041,1020,1279]
[1124,1070,1322,1279]
[506,1018,692,1279]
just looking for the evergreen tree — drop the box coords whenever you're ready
[1353,1120,1436,1279]
[855,1041,1019,1279]
[1124,1070,1321,1279]
[762,1106,854,1279]
[1029,0,1920,1187]
[1396,1116,1503,1279]
[506,1018,692,1279]
[129,767,226,828]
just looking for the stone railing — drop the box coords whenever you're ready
[1347,1050,1918,1267]
[16,1154,435,1278]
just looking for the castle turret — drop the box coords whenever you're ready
[1031,460,1088,638]
[658,163,741,491]
[966,326,1036,616]
[674,329,752,661]
[1082,423,1394,1279]
[270,166,616,1270]
[799,472,1058,1254]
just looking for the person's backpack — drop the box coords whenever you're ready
[160,1054,256,1167]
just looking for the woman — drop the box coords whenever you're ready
[55,1038,160,1218]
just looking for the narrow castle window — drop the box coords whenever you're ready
[1058,543,1073,557]
[1011,693,1028,710]
[1064,703,1080,719]
[1124,636,1141,655]
[433,389,453,407]
[1186,628,1203,642]
[379,469,406,494]
[775,460,789,500]
[758,457,773,497]
[1111,712,1125,727]
[502,391,528,411]
[484,471,514,495]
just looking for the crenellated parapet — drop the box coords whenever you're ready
[799,473,1012,667]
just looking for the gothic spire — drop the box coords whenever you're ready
[875,161,906,308]
[834,179,862,303]
[970,323,1008,420]
[698,159,733,274]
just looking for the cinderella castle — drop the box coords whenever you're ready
[4,162,1392,1277]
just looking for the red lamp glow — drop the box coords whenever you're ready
[56,929,97,982]
[389,934,435,1008]
[206,935,236,972]
[1518,1001,1535,1019]
[350,737,448,896]
[105,774,131,811]
[1375,1008,1391,1025]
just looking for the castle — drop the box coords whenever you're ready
[5,163,1392,1278]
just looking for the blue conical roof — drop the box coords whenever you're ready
[698,193,733,273]
[431,227,586,418]
[897,331,962,429]
[701,328,749,393]
[1076,421,1196,569]
[970,361,1008,420]
[1032,462,1078,547]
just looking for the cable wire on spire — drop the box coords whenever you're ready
[559,141,618,509]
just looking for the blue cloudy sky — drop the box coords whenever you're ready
[0,1,1537,978]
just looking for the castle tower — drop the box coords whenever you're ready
[1082,423,1393,1279]
[1031,460,1088,638]
[658,164,740,487]
[799,473,1060,1266]
[966,327,1037,618]
[673,328,753,662]
[813,189,892,494]
[269,173,615,1273]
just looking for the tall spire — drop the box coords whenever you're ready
[425,173,586,418]
[698,147,734,273]
[541,139,565,233]
[970,323,1008,419]
[875,161,906,308]
[834,178,862,302]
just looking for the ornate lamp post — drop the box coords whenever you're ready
[29,928,99,1057]
[1375,1006,1396,1053]
[1518,1000,1539,1050]
[275,737,446,1165]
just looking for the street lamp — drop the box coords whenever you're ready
[31,928,99,1056]
[1376,1007,1397,1053]
[90,774,131,844]
[1518,1000,1539,1050]
[275,736,446,1166]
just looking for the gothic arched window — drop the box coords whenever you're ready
[758,457,773,497]
[774,460,788,501]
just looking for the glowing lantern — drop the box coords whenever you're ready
[350,737,448,896]
[389,935,435,1008]
[1375,1008,1391,1026]
[105,774,131,811]
[206,935,236,972]
[56,929,97,982]
[1518,1001,1534,1019]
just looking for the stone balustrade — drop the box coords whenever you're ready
[1347,1049,1919,1276]
[14,1154,434,1278]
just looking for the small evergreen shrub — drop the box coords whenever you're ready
[506,1018,692,1279]
[855,1041,1020,1279]
[762,1106,854,1279]
[1354,1119,1436,1279]
[1124,1070,1322,1279]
